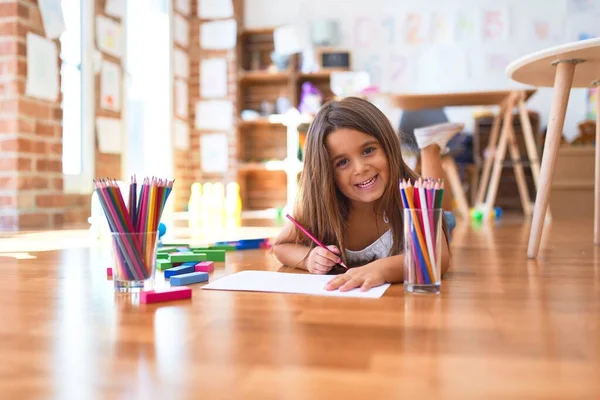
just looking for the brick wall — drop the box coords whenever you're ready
[0,1,65,230]
[0,1,247,229]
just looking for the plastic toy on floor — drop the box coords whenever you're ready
[470,206,503,223]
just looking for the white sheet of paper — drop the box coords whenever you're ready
[330,71,370,97]
[25,33,59,101]
[174,119,190,150]
[482,8,510,41]
[200,133,228,172]
[201,20,237,50]
[201,58,227,98]
[96,16,122,58]
[566,15,599,41]
[455,10,481,42]
[404,12,430,45]
[93,49,103,73]
[202,270,391,298]
[38,0,66,39]
[174,79,189,118]
[174,49,189,79]
[96,117,122,154]
[195,100,233,130]
[175,0,191,15]
[430,12,454,43]
[198,0,233,18]
[568,0,599,13]
[273,25,303,55]
[100,61,121,112]
[105,0,126,19]
[174,14,189,47]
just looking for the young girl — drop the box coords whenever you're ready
[272,97,453,292]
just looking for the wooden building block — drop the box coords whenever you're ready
[140,287,192,304]
[164,264,196,278]
[156,259,173,270]
[169,252,207,264]
[170,272,209,286]
[194,261,214,272]
[191,249,225,262]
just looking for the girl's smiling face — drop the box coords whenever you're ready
[326,128,390,206]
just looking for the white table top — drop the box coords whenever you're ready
[506,38,600,88]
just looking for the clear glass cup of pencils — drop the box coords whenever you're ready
[110,231,158,292]
[403,208,443,294]
[95,176,173,293]
[400,178,445,294]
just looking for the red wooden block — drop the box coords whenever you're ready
[107,267,113,276]
[194,261,214,272]
[140,286,192,304]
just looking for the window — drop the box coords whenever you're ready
[124,0,171,178]
[60,0,94,192]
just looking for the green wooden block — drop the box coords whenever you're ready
[157,247,178,254]
[191,247,208,252]
[169,252,207,263]
[191,248,226,262]
[156,259,173,270]
[210,245,236,251]
[157,252,170,260]
[160,242,189,247]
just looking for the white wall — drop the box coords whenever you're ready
[245,0,599,137]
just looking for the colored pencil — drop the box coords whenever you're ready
[418,181,437,280]
[285,214,348,270]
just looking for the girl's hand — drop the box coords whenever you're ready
[306,245,341,275]
[325,264,386,292]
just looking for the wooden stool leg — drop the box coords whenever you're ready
[483,106,512,218]
[518,96,541,187]
[476,107,504,205]
[518,94,550,218]
[595,82,600,244]
[442,156,470,218]
[527,62,577,259]
[506,125,533,216]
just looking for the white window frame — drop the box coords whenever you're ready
[63,0,95,194]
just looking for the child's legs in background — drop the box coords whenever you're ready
[420,145,452,210]
[420,145,456,235]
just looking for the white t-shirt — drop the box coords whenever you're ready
[345,229,393,266]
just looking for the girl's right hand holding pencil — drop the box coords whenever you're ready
[305,245,342,275]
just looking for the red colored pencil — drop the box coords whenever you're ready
[285,214,348,270]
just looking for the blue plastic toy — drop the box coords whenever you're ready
[158,222,167,239]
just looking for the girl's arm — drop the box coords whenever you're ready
[325,230,451,291]
[272,220,311,270]
[272,220,342,274]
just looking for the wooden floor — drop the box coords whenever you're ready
[1,218,599,399]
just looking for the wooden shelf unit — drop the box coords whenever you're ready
[238,117,284,127]
[236,27,334,218]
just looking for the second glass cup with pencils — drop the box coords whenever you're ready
[403,208,443,294]
[400,178,445,294]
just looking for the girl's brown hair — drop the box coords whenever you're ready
[292,96,423,265]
